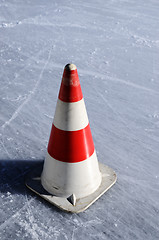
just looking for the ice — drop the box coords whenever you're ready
[0,0,159,239]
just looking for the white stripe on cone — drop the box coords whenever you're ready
[53,98,89,131]
[41,151,101,199]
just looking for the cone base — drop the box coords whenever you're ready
[25,163,117,213]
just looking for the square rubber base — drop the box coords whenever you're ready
[25,162,117,213]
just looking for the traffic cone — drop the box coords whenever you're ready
[26,63,117,213]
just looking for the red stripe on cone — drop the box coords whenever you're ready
[58,67,83,102]
[48,124,95,163]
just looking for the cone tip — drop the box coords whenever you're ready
[65,63,77,71]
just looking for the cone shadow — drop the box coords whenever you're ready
[0,159,43,195]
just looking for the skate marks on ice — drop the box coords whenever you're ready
[0,160,48,239]
[79,68,159,95]
[1,46,53,130]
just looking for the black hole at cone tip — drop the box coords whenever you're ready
[65,63,77,71]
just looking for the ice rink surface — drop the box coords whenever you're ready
[0,0,159,239]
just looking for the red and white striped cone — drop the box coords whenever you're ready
[41,63,101,200]
[26,64,117,213]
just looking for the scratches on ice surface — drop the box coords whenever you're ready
[79,69,159,95]
[0,139,12,159]
[44,114,53,119]
[0,0,159,239]
[71,217,104,240]
[22,16,87,30]
[1,47,52,130]
[18,194,46,240]
[0,198,34,231]
[107,76,159,94]
[0,21,22,28]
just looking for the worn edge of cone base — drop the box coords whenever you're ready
[25,162,117,213]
